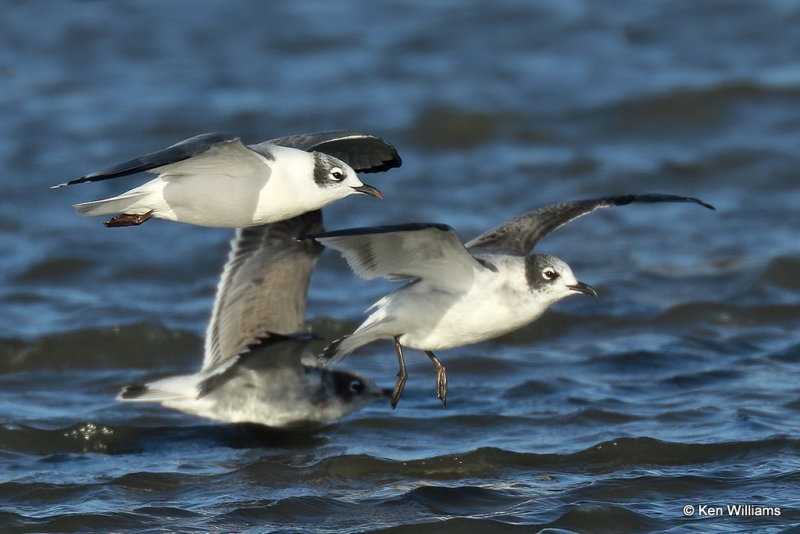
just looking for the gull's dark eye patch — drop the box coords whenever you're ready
[349,380,365,394]
[313,153,349,187]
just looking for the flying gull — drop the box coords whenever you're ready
[311,193,715,408]
[54,130,400,227]
[116,132,400,426]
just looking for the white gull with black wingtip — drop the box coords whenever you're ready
[54,130,397,227]
[311,194,715,409]
[116,132,399,427]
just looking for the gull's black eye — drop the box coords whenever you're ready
[349,380,365,394]
[329,167,345,181]
[542,268,559,281]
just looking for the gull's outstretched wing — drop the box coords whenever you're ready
[202,211,324,372]
[53,133,239,188]
[465,193,715,256]
[55,130,400,188]
[310,223,485,288]
[264,130,402,173]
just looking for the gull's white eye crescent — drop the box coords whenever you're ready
[542,268,558,281]
[329,167,345,181]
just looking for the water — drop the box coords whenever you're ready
[2,1,800,532]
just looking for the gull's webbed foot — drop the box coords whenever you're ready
[105,210,154,227]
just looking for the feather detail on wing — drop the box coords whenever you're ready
[265,130,402,173]
[310,223,483,288]
[466,193,715,256]
[197,333,315,398]
[53,133,238,187]
[202,211,324,372]
[154,138,273,180]
[56,129,400,188]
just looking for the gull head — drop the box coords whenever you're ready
[312,152,382,200]
[524,254,597,305]
[314,368,390,419]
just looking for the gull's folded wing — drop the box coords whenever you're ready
[53,133,239,187]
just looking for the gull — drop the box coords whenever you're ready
[54,130,399,227]
[116,132,400,427]
[311,193,715,408]
[117,213,388,427]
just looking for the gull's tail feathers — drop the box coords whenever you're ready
[74,191,150,217]
[319,296,394,365]
[319,334,366,365]
[319,335,346,364]
[318,324,389,365]
[117,374,200,403]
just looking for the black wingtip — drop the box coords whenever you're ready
[371,148,402,173]
[664,194,715,211]
[119,383,148,399]
[616,193,715,211]
[51,177,88,189]
[695,198,716,210]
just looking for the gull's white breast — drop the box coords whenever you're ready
[395,255,547,351]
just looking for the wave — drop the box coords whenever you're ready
[0,322,201,374]
[4,417,797,473]
[264,435,800,480]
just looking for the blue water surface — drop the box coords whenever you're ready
[1,1,800,532]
